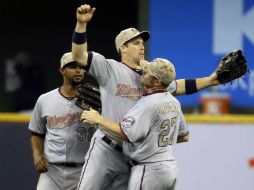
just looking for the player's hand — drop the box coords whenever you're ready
[209,72,220,86]
[33,153,49,173]
[76,4,96,24]
[81,108,101,124]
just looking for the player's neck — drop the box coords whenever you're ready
[60,85,79,97]
[121,57,140,69]
[142,87,167,96]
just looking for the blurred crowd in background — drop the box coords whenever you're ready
[0,1,138,113]
[4,51,45,113]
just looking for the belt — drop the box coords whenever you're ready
[50,163,84,167]
[102,136,123,152]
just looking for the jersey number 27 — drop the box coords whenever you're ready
[158,117,177,147]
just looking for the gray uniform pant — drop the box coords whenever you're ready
[128,161,178,190]
[37,164,83,190]
[77,134,130,190]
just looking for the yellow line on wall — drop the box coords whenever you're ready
[185,114,254,124]
[0,113,254,124]
[0,113,31,123]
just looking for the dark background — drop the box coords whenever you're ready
[0,1,141,189]
[0,0,141,112]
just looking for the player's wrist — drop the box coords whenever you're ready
[97,115,104,126]
[185,79,198,94]
[209,73,220,86]
[72,31,87,44]
[33,150,43,159]
[76,22,87,30]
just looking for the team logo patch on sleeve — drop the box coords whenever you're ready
[122,116,135,127]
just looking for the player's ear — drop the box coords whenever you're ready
[119,44,127,54]
[59,67,64,75]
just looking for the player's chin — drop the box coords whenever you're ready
[139,55,145,60]
[71,79,83,86]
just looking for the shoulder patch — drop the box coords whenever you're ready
[122,116,135,126]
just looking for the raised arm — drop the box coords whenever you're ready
[72,4,96,65]
[174,72,219,95]
[174,49,247,96]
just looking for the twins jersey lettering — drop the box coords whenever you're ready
[28,88,96,163]
[88,52,177,140]
[115,84,141,100]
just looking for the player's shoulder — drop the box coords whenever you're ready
[91,51,119,64]
[167,92,181,105]
[138,93,163,108]
[38,88,59,101]
[143,91,181,107]
[91,51,133,70]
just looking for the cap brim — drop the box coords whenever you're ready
[62,61,84,69]
[139,31,150,42]
[126,31,150,44]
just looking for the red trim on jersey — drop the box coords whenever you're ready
[77,137,96,190]
[142,89,168,96]
[121,62,143,75]
[29,129,45,138]
[139,165,146,190]
[58,88,75,100]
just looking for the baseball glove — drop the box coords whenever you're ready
[75,84,102,112]
[215,49,248,84]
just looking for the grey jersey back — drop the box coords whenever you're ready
[88,52,177,139]
[28,88,96,163]
[121,92,188,162]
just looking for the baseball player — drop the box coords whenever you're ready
[28,52,96,190]
[71,4,221,190]
[81,58,189,190]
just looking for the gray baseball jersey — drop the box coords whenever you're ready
[29,88,96,190]
[120,92,188,190]
[121,91,188,162]
[77,52,178,190]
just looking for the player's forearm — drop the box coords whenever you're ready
[97,116,128,140]
[175,75,219,95]
[196,74,219,91]
[72,22,89,65]
[72,44,88,65]
[31,135,44,158]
